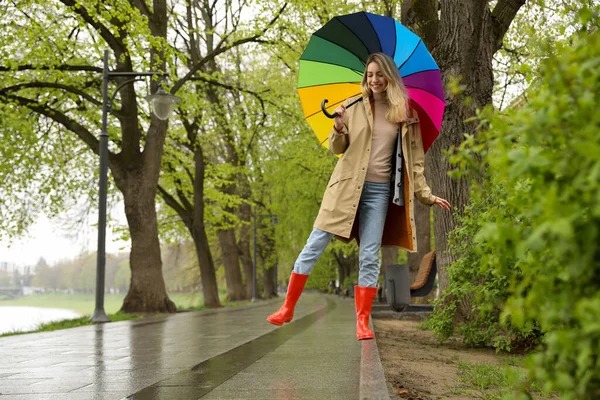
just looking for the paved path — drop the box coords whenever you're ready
[0,294,389,400]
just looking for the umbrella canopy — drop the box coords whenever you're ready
[297,11,445,153]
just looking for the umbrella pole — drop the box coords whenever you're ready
[321,97,363,119]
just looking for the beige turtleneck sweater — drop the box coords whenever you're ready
[365,92,400,183]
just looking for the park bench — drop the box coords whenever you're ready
[384,250,437,312]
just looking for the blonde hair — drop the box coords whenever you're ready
[361,53,410,123]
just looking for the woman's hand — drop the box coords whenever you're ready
[333,105,346,132]
[433,196,451,211]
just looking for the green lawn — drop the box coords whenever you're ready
[0,291,255,338]
[0,292,205,315]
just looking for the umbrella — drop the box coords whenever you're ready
[297,11,445,153]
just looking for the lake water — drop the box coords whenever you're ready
[0,306,81,335]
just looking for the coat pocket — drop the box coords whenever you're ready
[327,173,353,188]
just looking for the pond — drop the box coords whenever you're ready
[0,306,81,335]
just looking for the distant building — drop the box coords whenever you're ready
[0,261,35,275]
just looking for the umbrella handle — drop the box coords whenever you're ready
[321,99,338,119]
[321,97,363,119]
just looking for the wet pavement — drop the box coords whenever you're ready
[0,293,390,399]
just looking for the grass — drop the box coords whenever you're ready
[454,360,556,399]
[0,292,206,315]
[0,291,255,337]
[0,311,142,337]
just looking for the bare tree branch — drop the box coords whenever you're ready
[2,82,103,108]
[401,0,439,47]
[157,184,192,228]
[129,0,153,18]
[172,2,288,94]
[492,0,526,51]
[1,93,101,157]
[0,64,103,73]
[58,0,127,56]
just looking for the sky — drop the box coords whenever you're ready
[0,208,130,267]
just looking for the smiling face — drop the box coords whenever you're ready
[366,61,388,94]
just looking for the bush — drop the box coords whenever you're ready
[426,177,542,352]
[430,9,600,399]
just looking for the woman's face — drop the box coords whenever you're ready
[366,61,388,94]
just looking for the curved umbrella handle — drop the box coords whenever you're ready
[321,99,338,119]
[321,97,363,119]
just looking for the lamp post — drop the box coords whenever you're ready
[90,50,181,323]
[252,211,278,302]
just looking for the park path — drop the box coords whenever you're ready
[0,293,389,400]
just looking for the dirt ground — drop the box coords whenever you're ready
[373,319,511,400]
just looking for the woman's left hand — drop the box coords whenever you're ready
[433,196,451,211]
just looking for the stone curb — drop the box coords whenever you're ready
[359,321,391,400]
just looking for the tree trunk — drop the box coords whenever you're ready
[191,225,221,308]
[338,264,348,293]
[430,2,495,292]
[237,201,254,299]
[157,140,222,308]
[119,170,175,313]
[334,250,358,294]
[380,246,398,302]
[193,148,221,308]
[263,264,277,299]
[113,0,177,314]
[257,226,277,298]
[217,229,246,301]
[404,0,525,293]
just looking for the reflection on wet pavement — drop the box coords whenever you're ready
[0,294,363,400]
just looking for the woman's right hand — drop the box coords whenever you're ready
[333,105,346,132]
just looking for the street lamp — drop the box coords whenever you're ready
[252,211,278,302]
[90,50,181,323]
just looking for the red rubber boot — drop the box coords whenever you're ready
[266,272,309,326]
[355,286,378,340]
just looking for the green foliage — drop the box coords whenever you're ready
[431,6,600,398]
[495,24,600,398]
[427,180,542,352]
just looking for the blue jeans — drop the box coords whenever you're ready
[293,181,390,287]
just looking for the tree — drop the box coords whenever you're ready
[400,0,526,291]
[153,0,289,306]
[31,257,57,290]
[0,0,181,312]
[1,0,288,312]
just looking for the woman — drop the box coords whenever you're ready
[267,53,451,340]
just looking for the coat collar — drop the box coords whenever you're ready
[365,96,419,138]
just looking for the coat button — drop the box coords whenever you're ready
[362,168,365,171]
[397,168,401,172]
[397,183,401,187]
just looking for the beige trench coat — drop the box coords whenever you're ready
[313,95,436,252]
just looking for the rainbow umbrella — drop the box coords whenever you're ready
[297,11,445,153]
